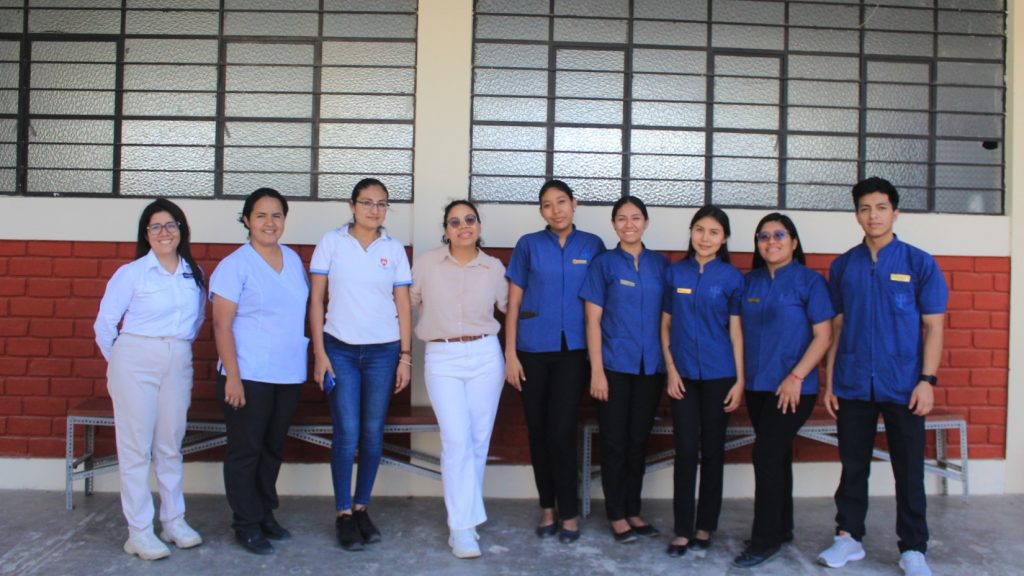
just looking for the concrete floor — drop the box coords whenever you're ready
[0,490,1020,575]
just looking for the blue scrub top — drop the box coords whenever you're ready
[579,246,668,376]
[741,261,834,395]
[662,257,744,381]
[828,236,948,404]
[506,227,605,353]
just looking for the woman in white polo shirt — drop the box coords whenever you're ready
[211,188,309,556]
[310,178,412,551]
[94,198,206,561]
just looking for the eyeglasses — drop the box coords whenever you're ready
[355,199,390,211]
[446,214,479,229]
[146,221,181,236]
[756,229,789,243]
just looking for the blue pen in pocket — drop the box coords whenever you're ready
[323,372,336,395]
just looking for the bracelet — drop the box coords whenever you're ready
[399,359,413,367]
[400,350,412,357]
[789,372,804,381]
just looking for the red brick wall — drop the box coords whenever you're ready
[0,240,1010,463]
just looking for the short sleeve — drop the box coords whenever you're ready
[917,255,948,315]
[661,266,675,314]
[726,269,743,316]
[828,257,845,315]
[805,270,836,325]
[493,261,509,313]
[310,231,333,275]
[393,243,412,287]
[505,236,530,288]
[578,257,607,307]
[209,252,245,304]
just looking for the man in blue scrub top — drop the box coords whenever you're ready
[817,177,947,576]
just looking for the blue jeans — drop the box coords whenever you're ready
[324,334,400,511]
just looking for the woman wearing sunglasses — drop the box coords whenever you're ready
[504,180,604,542]
[411,200,508,559]
[309,178,412,551]
[733,213,834,568]
[580,196,668,544]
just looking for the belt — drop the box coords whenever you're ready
[430,335,486,343]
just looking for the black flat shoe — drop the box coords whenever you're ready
[558,527,580,543]
[335,515,365,551]
[353,509,381,544]
[733,545,781,568]
[691,536,711,550]
[611,527,638,544]
[666,542,688,557]
[260,517,291,541]
[535,523,558,538]
[235,530,274,555]
[630,523,660,537]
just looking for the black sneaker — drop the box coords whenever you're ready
[235,530,274,555]
[335,515,365,551]
[260,517,292,541]
[353,509,382,544]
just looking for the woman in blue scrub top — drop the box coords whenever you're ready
[580,196,668,544]
[212,188,309,555]
[660,205,745,557]
[733,213,834,568]
[504,179,604,542]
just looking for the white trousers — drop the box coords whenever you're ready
[107,333,193,532]
[424,335,505,531]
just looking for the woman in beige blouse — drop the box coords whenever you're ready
[411,199,508,559]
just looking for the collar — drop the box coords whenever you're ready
[765,259,798,279]
[684,255,720,271]
[613,243,648,263]
[543,225,576,244]
[441,247,490,268]
[143,250,185,276]
[341,224,390,244]
[859,234,901,260]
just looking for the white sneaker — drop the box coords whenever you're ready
[899,551,932,576]
[160,516,203,549]
[124,528,171,560]
[817,533,866,568]
[448,529,481,559]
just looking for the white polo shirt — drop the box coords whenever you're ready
[310,225,411,345]
[210,243,310,384]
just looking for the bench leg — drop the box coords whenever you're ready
[85,424,95,497]
[65,418,75,511]
[936,427,948,496]
[960,422,970,502]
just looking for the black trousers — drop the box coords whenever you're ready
[671,377,736,539]
[218,375,303,533]
[597,370,664,521]
[518,348,587,519]
[745,390,816,551]
[835,398,928,553]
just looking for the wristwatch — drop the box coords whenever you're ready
[919,374,938,386]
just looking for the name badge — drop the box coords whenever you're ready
[676,287,692,294]
[890,273,911,283]
[183,272,194,279]
[619,279,636,287]
[747,297,760,303]
[572,259,588,265]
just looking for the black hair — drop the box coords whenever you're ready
[441,199,482,247]
[352,177,389,203]
[611,195,649,220]
[851,176,899,210]
[751,212,806,269]
[238,187,288,232]
[684,204,732,264]
[136,198,205,289]
[538,179,574,203]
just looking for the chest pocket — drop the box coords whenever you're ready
[886,280,917,313]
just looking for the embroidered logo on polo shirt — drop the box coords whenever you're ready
[572,259,588,264]
[619,279,636,287]
[676,287,692,294]
[890,273,911,283]
[380,257,389,267]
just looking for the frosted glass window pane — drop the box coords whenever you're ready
[634,0,707,21]
[470,176,545,202]
[28,169,111,193]
[867,84,929,110]
[120,171,215,197]
[562,178,622,202]
[936,114,1002,138]
[31,64,114,89]
[713,158,776,182]
[128,0,218,7]
[476,16,549,41]
[474,69,548,97]
[714,78,778,105]
[786,185,850,210]
[473,125,547,151]
[555,99,623,124]
[937,0,1003,10]
[788,108,859,132]
[554,127,621,152]
[123,92,217,116]
[323,42,416,67]
[320,175,412,201]
[122,120,215,145]
[789,28,860,53]
[788,81,858,107]
[323,0,416,11]
[712,182,776,206]
[29,10,121,34]
[713,133,778,158]
[786,134,860,158]
[29,144,112,169]
[0,9,22,33]
[556,0,627,17]
[476,44,548,69]
[125,65,217,90]
[322,123,413,148]
[937,62,1002,87]
[632,102,705,127]
[322,67,416,94]
[935,140,1001,165]
[0,41,18,60]
[935,190,1000,214]
[31,91,114,115]
[868,62,930,84]
[632,21,707,46]
[788,56,859,80]
[225,147,311,172]
[471,150,546,175]
[633,74,704,102]
[473,97,548,123]
[864,161,927,187]
[321,95,413,120]
[866,8,933,32]
[0,169,13,192]
[934,164,1001,190]
[937,10,1002,34]
[33,41,114,62]
[865,138,929,162]
[226,123,310,147]
[228,66,314,93]
[224,12,318,36]
[715,56,778,78]
[630,155,703,180]
[0,89,15,114]
[30,119,112,143]
[864,32,933,57]
[553,152,621,178]
[630,129,704,155]
[225,0,318,9]
[712,0,784,25]
[227,94,312,118]
[476,0,549,14]
[633,49,706,74]
[789,4,859,27]
[0,63,18,89]
[866,111,929,135]
[227,44,313,65]
[320,149,411,174]
[557,71,622,98]
[895,187,927,211]
[125,11,220,35]
[628,180,704,206]
[122,146,215,171]
[786,160,857,184]
[224,173,310,197]
[937,87,1002,114]
[556,50,624,72]
[323,14,416,38]
[554,18,628,44]
[125,39,218,64]
[713,105,779,130]
[712,24,784,51]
